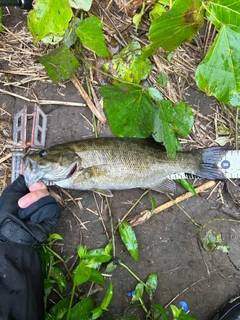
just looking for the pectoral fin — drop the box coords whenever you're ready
[149,179,176,194]
[90,188,113,197]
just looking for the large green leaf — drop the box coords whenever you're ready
[143,0,204,57]
[119,221,138,261]
[206,0,240,30]
[196,26,240,107]
[28,0,72,44]
[69,296,94,320]
[100,84,154,138]
[75,16,109,58]
[39,45,80,83]
[104,40,152,84]
[145,273,158,294]
[83,248,112,263]
[74,260,91,285]
[153,101,194,158]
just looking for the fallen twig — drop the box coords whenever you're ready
[130,181,216,226]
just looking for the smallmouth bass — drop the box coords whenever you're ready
[23,138,226,196]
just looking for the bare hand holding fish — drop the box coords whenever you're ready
[23,138,226,197]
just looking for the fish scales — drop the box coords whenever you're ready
[23,138,226,196]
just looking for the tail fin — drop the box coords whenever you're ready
[194,147,227,180]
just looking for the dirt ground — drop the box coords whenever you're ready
[1,5,240,320]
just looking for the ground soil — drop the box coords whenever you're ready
[1,5,240,320]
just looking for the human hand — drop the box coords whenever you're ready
[0,175,61,246]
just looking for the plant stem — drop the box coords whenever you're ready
[114,189,149,234]
[166,194,201,227]
[66,282,76,320]
[139,297,151,317]
[106,197,116,258]
[45,246,74,282]
[118,260,147,288]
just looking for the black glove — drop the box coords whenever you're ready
[0,175,61,247]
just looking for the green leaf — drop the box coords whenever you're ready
[77,245,88,259]
[91,306,103,320]
[105,261,117,273]
[206,0,240,30]
[196,26,240,107]
[75,16,109,58]
[69,296,94,320]
[103,40,152,84]
[146,273,158,294]
[47,233,63,242]
[100,83,154,138]
[149,193,157,213]
[176,179,198,196]
[143,0,204,57]
[63,18,81,47]
[70,0,93,11]
[44,279,54,296]
[119,221,138,261]
[51,267,67,293]
[84,248,112,263]
[152,304,169,320]
[88,268,105,286]
[105,243,113,254]
[153,101,194,158]
[101,281,113,310]
[157,72,168,88]
[39,45,80,83]
[133,2,146,31]
[203,230,229,253]
[74,260,91,285]
[149,2,166,22]
[48,297,69,317]
[28,0,72,44]
[133,283,144,301]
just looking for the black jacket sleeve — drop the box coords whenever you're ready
[0,242,44,320]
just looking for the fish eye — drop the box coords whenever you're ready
[39,150,47,157]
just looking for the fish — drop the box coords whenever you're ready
[23,137,226,197]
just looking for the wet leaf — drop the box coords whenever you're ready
[104,40,152,84]
[69,296,94,320]
[74,260,91,285]
[100,83,154,138]
[39,45,79,83]
[206,0,240,30]
[48,297,69,317]
[70,0,93,11]
[88,268,105,286]
[196,26,240,107]
[146,273,158,294]
[28,0,72,44]
[143,0,204,57]
[75,16,109,58]
[77,245,88,259]
[84,248,112,263]
[176,179,198,196]
[101,281,113,310]
[119,221,138,261]
[153,101,194,158]
[51,267,67,292]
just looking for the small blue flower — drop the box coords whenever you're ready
[180,301,189,313]
[126,290,136,297]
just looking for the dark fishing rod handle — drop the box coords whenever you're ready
[0,0,33,9]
